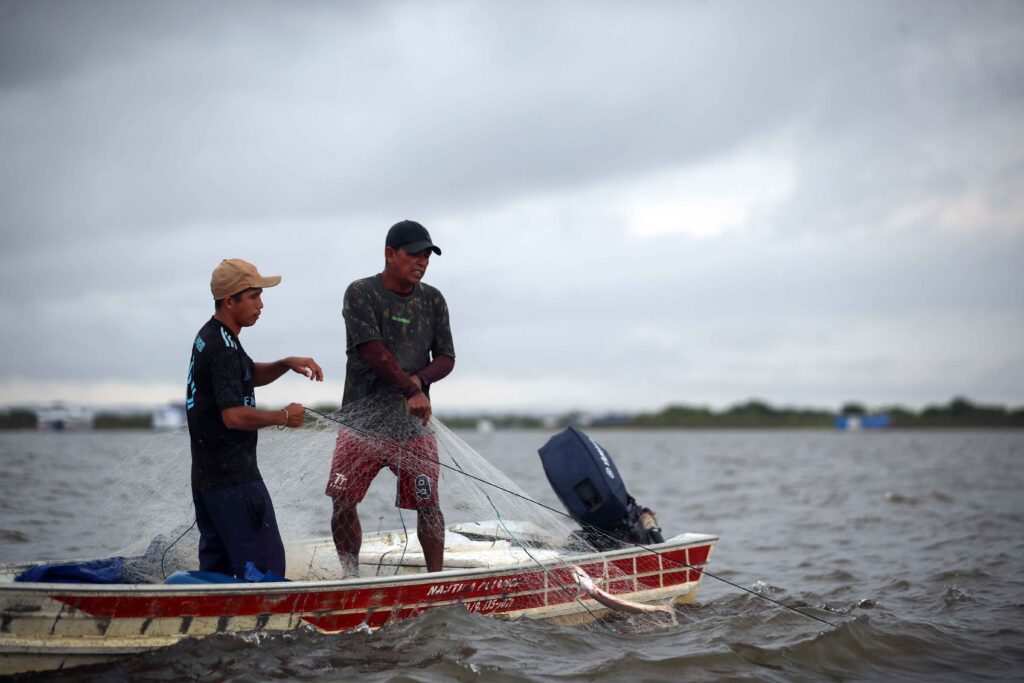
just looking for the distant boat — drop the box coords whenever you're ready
[152,403,187,430]
[835,413,891,431]
[35,403,92,431]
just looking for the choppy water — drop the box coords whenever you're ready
[2,429,1023,681]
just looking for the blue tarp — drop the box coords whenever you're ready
[15,557,131,584]
[164,570,246,584]
[164,561,288,584]
[16,558,289,585]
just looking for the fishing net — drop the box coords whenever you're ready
[93,394,685,630]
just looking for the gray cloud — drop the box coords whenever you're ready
[0,2,939,240]
[1,0,1022,411]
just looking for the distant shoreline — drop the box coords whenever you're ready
[2,396,1021,431]
[440,397,1024,431]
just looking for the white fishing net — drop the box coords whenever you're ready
[90,395,684,629]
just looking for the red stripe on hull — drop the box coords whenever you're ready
[51,544,713,623]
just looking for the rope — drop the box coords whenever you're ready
[160,517,197,579]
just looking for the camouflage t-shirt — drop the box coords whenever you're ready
[342,274,455,407]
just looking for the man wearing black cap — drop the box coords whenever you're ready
[326,221,456,574]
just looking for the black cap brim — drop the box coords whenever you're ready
[399,240,442,255]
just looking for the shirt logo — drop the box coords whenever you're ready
[220,327,238,349]
[185,357,197,410]
[194,336,206,352]
[391,315,411,325]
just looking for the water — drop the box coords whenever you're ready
[2,428,1023,681]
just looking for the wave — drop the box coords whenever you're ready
[727,615,991,680]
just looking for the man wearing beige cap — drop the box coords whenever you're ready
[186,258,323,579]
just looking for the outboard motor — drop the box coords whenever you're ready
[538,427,664,550]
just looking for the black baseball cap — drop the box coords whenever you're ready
[386,220,442,255]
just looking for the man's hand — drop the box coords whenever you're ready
[254,357,323,386]
[285,357,323,381]
[407,392,432,425]
[284,402,305,428]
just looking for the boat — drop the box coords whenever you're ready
[0,525,717,675]
[34,402,93,431]
[0,425,718,675]
[835,412,891,431]
[152,403,187,430]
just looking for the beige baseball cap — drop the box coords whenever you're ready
[210,259,282,299]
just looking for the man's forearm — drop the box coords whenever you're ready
[253,360,290,387]
[254,357,323,386]
[416,354,454,386]
[221,405,289,430]
[358,341,422,398]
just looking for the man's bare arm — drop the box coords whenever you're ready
[222,402,305,430]
[253,357,324,386]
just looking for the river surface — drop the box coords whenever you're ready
[2,428,1023,681]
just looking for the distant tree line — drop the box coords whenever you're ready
[630,400,836,428]
[444,415,548,430]
[2,396,1022,431]
[0,408,36,430]
[882,397,1024,429]
[92,412,154,429]
[440,396,1023,430]
[622,396,1024,429]
[0,409,154,430]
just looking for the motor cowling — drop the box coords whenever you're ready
[538,427,663,549]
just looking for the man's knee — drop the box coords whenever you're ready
[331,499,357,519]
[417,506,444,528]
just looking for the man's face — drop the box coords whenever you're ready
[230,288,264,327]
[386,247,431,289]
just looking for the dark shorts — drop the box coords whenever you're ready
[325,429,440,510]
[192,479,285,578]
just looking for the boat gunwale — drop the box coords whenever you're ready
[1,533,718,596]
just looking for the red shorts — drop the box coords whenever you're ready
[325,429,440,510]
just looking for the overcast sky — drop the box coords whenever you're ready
[1,0,1022,414]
